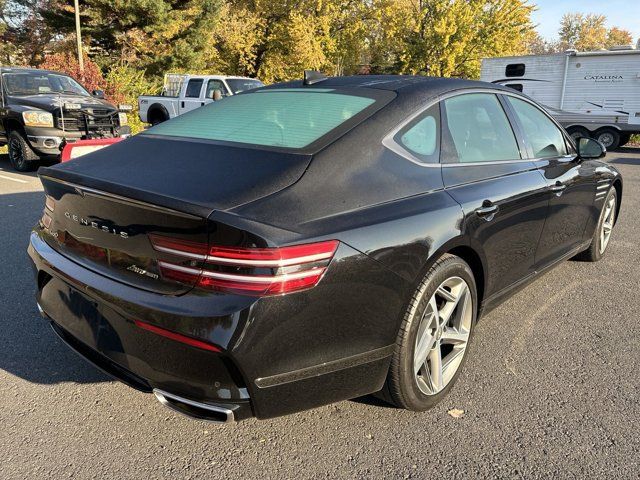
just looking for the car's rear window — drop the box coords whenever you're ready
[144,88,381,150]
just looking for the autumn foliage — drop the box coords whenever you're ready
[39,51,125,105]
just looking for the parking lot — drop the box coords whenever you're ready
[0,149,638,479]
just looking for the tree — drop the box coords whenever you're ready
[0,0,60,65]
[606,27,632,47]
[558,13,633,51]
[213,0,371,83]
[392,0,535,78]
[39,0,225,76]
[524,31,560,55]
[559,13,607,51]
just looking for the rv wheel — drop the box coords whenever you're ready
[566,127,590,144]
[619,134,631,147]
[595,128,620,151]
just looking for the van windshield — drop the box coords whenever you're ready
[144,88,387,150]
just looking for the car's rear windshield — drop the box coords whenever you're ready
[144,88,391,150]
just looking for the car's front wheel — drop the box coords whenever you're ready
[8,130,40,172]
[382,254,477,411]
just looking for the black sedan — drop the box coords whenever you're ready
[28,74,622,423]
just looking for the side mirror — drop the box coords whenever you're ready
[576,137,606,159]
[92,89,105,99]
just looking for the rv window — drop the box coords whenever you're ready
[505,64,525,77]
[506,84,523,92]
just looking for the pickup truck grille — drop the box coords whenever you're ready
[55,109,119,132]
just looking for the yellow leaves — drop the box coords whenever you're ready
[397,0,534,78]
[50,0,536,83]
[559,13,634,52]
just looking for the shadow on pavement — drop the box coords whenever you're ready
[0,190,111,386]
[0,153,59,175]
[609,147,640,165]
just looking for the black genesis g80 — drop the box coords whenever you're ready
[29,74,622,423]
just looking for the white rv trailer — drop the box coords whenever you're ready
[481,46,640,149]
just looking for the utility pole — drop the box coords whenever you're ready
[74,0,84,76]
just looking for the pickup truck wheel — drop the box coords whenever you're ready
[8,130,40,172]
[149,109,168,126]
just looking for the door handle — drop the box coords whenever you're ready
[549,182,567,196]
[181,101,185,108]
[475,201,499,221]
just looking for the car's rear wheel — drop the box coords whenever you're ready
[576,188,617,262]
[149,109,168,126]
[382,254,477,411]
[8,130,40,172]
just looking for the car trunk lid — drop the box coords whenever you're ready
[38,135,311,294]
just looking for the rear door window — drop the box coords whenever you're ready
[505,96,567,158]
[146,88,390,150]
[442,93,521,163]
[185,79,204,98]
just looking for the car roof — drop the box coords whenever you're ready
[263,75,507,95]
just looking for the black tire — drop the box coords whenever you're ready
[566,126,591,143]
[8,130,40,172]
[619,133,631,147]
[575,188,618,262]
[148,109,168,126]
[595,128,620,151]
[381,254,478,411]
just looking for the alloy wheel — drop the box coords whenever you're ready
[8,136,25,168]
[413,276,473,395]
[599,196,616,254]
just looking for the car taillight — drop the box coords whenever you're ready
[45,195,55,212]
[149,235,338,296]
[41,195,55,230]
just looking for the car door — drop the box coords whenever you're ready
[502,95,595,267]
[440,92,550,297]
[179,78,205,115]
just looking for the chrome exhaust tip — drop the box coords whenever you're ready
[153,389,235,424]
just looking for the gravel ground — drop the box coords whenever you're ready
[1,149,639,479]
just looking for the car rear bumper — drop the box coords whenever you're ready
[28,231,403,421]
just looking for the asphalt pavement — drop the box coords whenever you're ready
[1,149,639,479]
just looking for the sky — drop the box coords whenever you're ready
[531,0,640,44]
